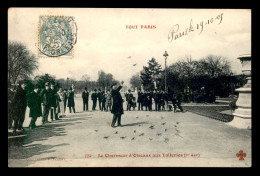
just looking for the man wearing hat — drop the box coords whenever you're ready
[97,88,102,110]
[28,84,42,129]
[137,88,143,111]
[12,80,27,133]
[91,89,98,110]
[125,89,133,111]
[63,89,68,113]
[111,81,124,128]
[82,87,89,111]
[67,88,76,113]
[40,82,52,124]
[50,83,60,120]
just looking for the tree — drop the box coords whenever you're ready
[140,58,162,90]
[130,72,142,90]
[35,73,56,89]
[56,78,66,88]
[8,41,38,86]
[164,55,233,102]
[81,74,91,82]
[97,70,119,90]
[166,56,198,91]
[199,55,231,78]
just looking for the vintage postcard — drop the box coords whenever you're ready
[8,8,251,167]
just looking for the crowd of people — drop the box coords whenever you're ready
[8,80,184,133]
[8,81,77,134]
[88,88,184,113]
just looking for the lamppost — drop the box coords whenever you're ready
[163,51,168,92]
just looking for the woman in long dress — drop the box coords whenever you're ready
[57,88,66,117]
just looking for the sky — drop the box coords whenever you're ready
[8,8,251,87]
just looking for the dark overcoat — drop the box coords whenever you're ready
[111,86,124,115]
[91,92,97,101]
[12,86,27,119]
[28,91,42,118]
[50,89,58,107]
[137,92,143,103]
[40,89,52,106]
[82,91,89,101]
[143,93,149,106]
[67,91,75,107]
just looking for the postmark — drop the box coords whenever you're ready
[38,15,77,58]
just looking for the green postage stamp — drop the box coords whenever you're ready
[38,16,77,58]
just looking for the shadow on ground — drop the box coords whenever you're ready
[120,122,148,127]
[8,116,89,166]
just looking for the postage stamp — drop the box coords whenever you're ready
[38,15,77,58]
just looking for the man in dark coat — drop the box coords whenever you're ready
[82,87,89,111]
[12,80,27,133]
[40,82,52,124]
[97,89,102,110]
[8,85,16,129]
[50,83,60,120]
[101,91,106,111]
[137,89,143,111]
[67,88,76,113]
[111,81,124,128]
[125,89,133,111]
[153,90,159,111]
[91,89,98,110]
[143,91,149,111]
[28,85,42,129]
[157,90,162,111]
[147,90,153,111]
[63,89,68,113]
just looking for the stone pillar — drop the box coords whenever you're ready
[228,54,251,129]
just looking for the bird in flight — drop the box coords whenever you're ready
[149,125,154,129]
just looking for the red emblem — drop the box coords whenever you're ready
[236,150,246,160]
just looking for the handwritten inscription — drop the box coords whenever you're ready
[168,13,224,42]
